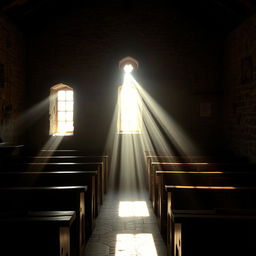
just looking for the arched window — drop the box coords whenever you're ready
[49,83,74,136]
[117,73,142,134]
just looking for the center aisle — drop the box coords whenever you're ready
[85,191,167,256]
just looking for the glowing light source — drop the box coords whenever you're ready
[49,84,74,136]
[56,89,74,136]
[119,201,149,217]
[118,84,142,134]
[115,234,158,256]
[123,64,134,73]
[118,59,142,134]
[119,56,139,72]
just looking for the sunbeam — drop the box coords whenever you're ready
[119,201,149,217]
[27,135,63,171]
[0,97,51,143]
[115,234,158,256]
[105,57,200,197]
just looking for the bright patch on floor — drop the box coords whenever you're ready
[119,201,149,217]
[115,233,158,256]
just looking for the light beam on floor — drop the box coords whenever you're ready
[118,201,149,217]
[115,233,158,256]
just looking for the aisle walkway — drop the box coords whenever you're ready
[85,191,167,256]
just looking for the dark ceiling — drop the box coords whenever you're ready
[0,0,256,34]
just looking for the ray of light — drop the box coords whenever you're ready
[105,66,201,194]
[133,76,200,157]
[27,135,63,171]
[0,96,51,142]
[115,233,158,256]
[119,201,149,217]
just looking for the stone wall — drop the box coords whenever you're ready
[224,14,256,162]
[0,13,25,144]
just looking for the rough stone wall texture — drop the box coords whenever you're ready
[224,14,256,162]
[27,6,222,154]
[0,14,26,144]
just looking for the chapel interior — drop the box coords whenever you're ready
[0,0,256,256]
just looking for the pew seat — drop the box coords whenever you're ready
[165,185,256,256]
[0,185,87,256]
[0,210,76,256]
[172,209,256,256]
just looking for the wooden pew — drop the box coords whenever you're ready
[155,170,256,242]
[28,162,103,207]
[40,149,80,156]
[0,210,76,256]
[144,154,212,190]
[28,155,109,195]
[172,209,256,256]
[149,161,254,212]
[0,186,86,256]
[0,171,96,239]
[149,161,213,209]
[37,150,109,194]
[3,162,102,217]
[145,153,251,201]
[165,185,256,256]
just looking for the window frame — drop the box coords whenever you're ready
[49,83,74,136]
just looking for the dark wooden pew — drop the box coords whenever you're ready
[0,171,96,239]
[40,149,80,156]
[155,170,256,242]
[149,161,213,208]
[0,210,76,256]
[172,209,256,256]
[145,153,252,201]
[0,186,86,256]
[149,161,254,212]
[165,185,256,256]
[2,162,102,217]
[28,155,109,195]
[27,162,103,207]
[37,151,109,194]
[144,154,212,190]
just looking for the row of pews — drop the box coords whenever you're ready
[145,152,256,256]
[0,148,109,256]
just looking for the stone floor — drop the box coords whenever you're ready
[85,190,167,256]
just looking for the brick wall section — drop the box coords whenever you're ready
[0,14,26,144]
[224,14,256,162]
[27,6,222,154]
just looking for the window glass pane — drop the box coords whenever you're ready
[66,102,73,111]
[119,86,141,133]
[50,86,74,135]
[58,112,66,121]
[58,122,66,132]
[66,112,73,121]
[66,91,73,101]
[58,90,66,101]
[66,122,74,131]
[58,102,66,111]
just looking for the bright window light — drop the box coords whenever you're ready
[49,84,74,136]
[123,64,134,73]
[119,201,149,217]
[115,234,158,256]
[56,90,74,135]
[118,73,142,134]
